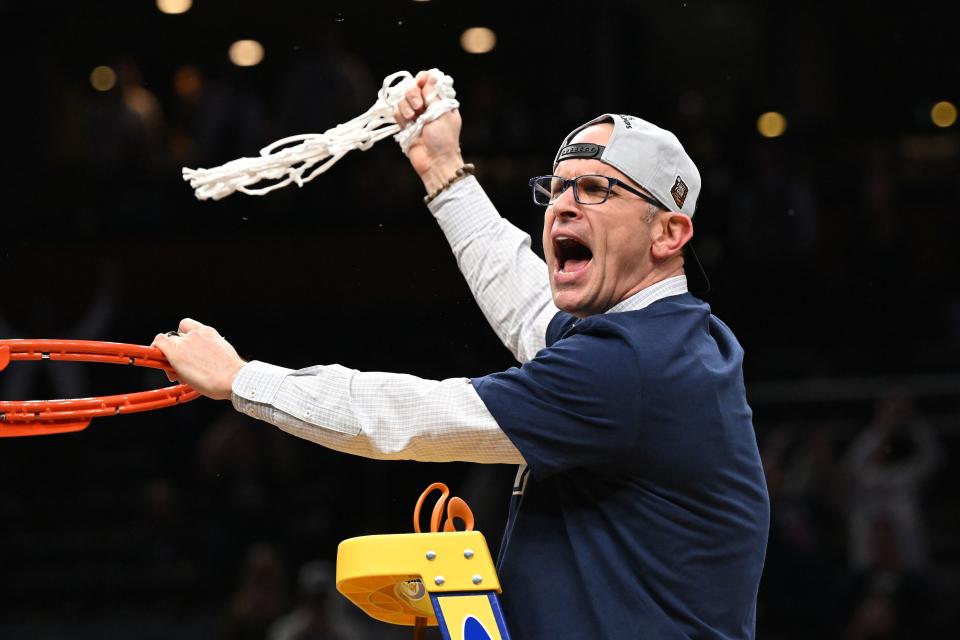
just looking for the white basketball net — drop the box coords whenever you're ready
[181,68,459,201]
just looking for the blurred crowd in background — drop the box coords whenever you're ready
[1,1,958,638]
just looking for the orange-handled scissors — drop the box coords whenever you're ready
[413,481,475,534]
[411,482,476,639]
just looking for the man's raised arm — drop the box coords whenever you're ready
[395,71,557,363]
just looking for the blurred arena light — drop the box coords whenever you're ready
[173,65,203,100]
[931,100,957,128]
[89,65,117,92]
[156,0,192,15]
[460,27,497,54]
[123,86,162,124]
[229,40,265,67]
[757,111,787,138]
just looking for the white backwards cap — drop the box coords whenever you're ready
[554,113,701,217]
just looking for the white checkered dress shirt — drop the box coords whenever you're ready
[231,176,688,463]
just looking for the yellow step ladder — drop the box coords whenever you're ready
[336,483,512,640]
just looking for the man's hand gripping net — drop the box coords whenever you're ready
[182,68,459,201]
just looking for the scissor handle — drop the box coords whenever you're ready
[442,497,475,532]
[413,482,474,534]
[413,482,449,534]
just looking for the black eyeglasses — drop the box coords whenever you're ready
[529,174,667,209]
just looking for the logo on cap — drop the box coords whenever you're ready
[557,143,604,162]
[671,176,688,208]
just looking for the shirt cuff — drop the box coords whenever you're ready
[231,360,362,436]
[231,360,292,419]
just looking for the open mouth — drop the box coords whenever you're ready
[555,236,593,273]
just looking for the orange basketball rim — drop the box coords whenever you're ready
[0,339,199,437]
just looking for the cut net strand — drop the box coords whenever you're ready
[181,68,459,201]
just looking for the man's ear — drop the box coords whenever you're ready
[651,213,693,261]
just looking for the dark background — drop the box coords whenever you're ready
[1,0,958,638]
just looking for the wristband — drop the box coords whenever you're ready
[423,164,476,204]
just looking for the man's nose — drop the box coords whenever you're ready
[553,187,582,219]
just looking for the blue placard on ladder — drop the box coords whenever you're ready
[430,591,512,640]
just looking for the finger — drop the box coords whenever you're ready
[153,331,180,348]
[405,86,423,112]
[393,105,408,127]
[164,369,178,383]
[421,75,438,105]
[399,98,416,121]
[416,70,431,86]
[179,317,204,333]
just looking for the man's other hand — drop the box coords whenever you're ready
[152,318,245,401]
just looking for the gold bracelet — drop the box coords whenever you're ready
[423,164,476,204]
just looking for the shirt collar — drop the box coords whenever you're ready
[606,275,688,314]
